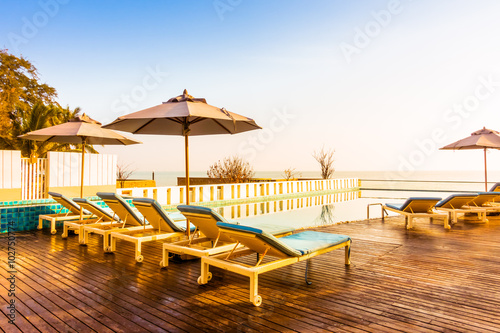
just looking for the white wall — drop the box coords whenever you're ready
[0,150,21,189]
[48,152,117,187]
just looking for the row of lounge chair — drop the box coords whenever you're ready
[39,191,351,306]
[381,186,500,229]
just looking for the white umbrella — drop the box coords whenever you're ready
[440,127,500,191]
[19,114,141,199]
[103,90,261,236]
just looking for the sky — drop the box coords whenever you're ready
[2,0,500,175]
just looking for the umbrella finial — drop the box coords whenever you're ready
[165,90,207,104]
[70,113,102,125]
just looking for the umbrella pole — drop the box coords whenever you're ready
[80,138,86,220]
[185,134,190,238]
[484,148,488,191]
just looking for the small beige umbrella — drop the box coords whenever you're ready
[19,114,141,200]
[440,127,500,191]
[103,89,261,236]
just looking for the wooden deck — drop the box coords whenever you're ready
[2,215,500,332]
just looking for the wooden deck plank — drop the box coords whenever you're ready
[2,216,500,332]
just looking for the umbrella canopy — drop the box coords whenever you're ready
[103,89,261,136]
[440,127,500,191]
[19,114,141,199]
[103,89,262,236]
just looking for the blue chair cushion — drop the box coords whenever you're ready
[74,198,117,221]
[49,191,91,215]
[217,222,350,257]
[386,197,441,212]
[177,205,228,223]
[97,192,143,225]
[279,231,351,255]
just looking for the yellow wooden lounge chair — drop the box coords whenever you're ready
[81,192,150,253]
[62,198,118,242]
[38,192,92,234]
[160,205,295,268]
[198,222,351,306]
[109,198,189,262]
[435,194,488,224]
[383,197,450,229]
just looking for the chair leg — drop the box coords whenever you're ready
[50,218,57,234]
[38,217,43,230]
[249,272,262,306]
[444,216,451,230]
[135,242,143,262]
[107,234,114,252]
[198,259,211,285]
[62,224,68,238]
[160,247,169,268]
[305,260,312,285]
[345,242,351,266]
[407,217,413,229]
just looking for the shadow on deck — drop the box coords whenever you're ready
[1,216,500,332]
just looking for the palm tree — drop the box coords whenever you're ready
[0,102,97,159]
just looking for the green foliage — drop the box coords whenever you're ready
[0,49,96,158]
[0,102,97,158]
[0,49,58,131]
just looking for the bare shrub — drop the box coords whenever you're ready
[313,147,335,179]
[282,167,302,180]
[207,156,254,183]
[116,162,135,180]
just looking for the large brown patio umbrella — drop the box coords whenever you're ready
[19,114,141,200]
[102,89,261,236]
[440,127,500,191]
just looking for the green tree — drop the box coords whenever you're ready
[0,49,58,132]
[0,102,97,159]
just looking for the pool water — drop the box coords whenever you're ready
[210,191,397,230]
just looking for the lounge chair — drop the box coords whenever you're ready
[435,194,487,224]
[383,197,450,229]
[489,183,500,192]
[81,192,151,253]
[108,198,190,262]
[61,198,119,243]
[160,205,295,268]
[38,192,92,234]
[198,222,351,306]
[463,192,500,219]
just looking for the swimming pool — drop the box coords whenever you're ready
[205,188,462,230]
[206,190,393,230]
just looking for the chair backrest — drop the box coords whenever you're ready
[216,222,302,258]
[73,198,117,222]
[177,205,234,242]
[96,192,143,226]
[436,194,478,209]
[468,192,500,206]
[49,192,84,215]
[489,182,500,192]
[133,198,183,232]
[398,197,441,213]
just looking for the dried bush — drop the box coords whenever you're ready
[282,167,302,180]
[313,147,335,179]
[207,156,254,183]
[116,162,135,180]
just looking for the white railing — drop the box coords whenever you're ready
[21,158,47,200]
[116,178,359,205]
